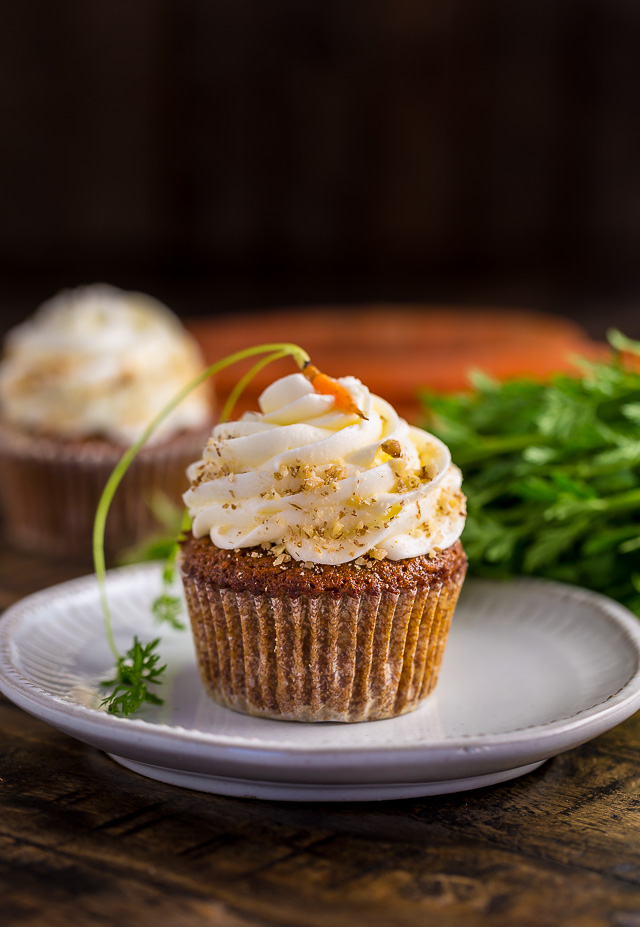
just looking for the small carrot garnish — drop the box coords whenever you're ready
[302,362,368,419]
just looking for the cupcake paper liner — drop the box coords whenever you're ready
[182,561,466,722]
[0,424,209,559]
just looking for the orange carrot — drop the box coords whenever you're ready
[302,362,368,419]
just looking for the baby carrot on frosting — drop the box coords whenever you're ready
[302,361,368,419]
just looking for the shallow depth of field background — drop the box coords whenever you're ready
[0,1,639,338]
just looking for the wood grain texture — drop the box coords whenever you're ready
[2,540,640,926]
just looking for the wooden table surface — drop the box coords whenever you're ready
[1,540,640,927]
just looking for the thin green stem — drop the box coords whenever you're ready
[608,329,640,358]
[93,342,310,661]
[219,349,289,423]
[597,487,640,515]
[455,433,552,466]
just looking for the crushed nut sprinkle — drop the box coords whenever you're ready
[186,378,461,567]
[381,439,402,458]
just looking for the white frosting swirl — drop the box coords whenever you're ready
[184,372,465,564]
[0,284,211,444]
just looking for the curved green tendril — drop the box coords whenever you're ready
[219,349,289,423]
[93,343,309,663]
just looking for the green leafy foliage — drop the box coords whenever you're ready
[151,591,184,629]
[100,637,166,716]
[118,535,178,564]
[149,507,193,630]
[421,330,640,617]
[118,496,190,631]
[151,556,187,630]
[117,491,186,566]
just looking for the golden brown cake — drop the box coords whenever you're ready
[180,363,467,722]
[181,536,466,722]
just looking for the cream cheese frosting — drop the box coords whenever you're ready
[184,371,466,564]
[0,284,211,444]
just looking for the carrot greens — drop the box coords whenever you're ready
[100,637,166,715]
[421,329,640,617]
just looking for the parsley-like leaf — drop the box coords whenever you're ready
[149,512,191,630]
[151,591,185,630]
[421,332,640,619]
[100,637,167,716]
[117,501,190,631]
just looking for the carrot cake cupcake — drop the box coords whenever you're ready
[180,364,466,722]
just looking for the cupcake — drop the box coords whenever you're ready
[180,365,466,722]
[0,284,213,559]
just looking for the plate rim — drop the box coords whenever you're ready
[2,565,640,774]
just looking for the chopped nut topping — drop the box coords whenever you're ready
[381,439,402,458]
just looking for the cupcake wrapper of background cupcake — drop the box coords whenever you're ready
[0,424,210,560]
[182,564,466,723]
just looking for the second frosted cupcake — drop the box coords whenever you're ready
[0,284,213,558]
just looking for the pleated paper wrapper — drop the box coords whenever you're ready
[182,560,467,723]
[0,424,210,560]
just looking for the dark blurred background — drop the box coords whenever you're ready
[0,0,639,337]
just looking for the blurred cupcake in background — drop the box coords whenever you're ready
[0,284,214,559]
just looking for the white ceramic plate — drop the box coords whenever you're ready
[1,565,640,802]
